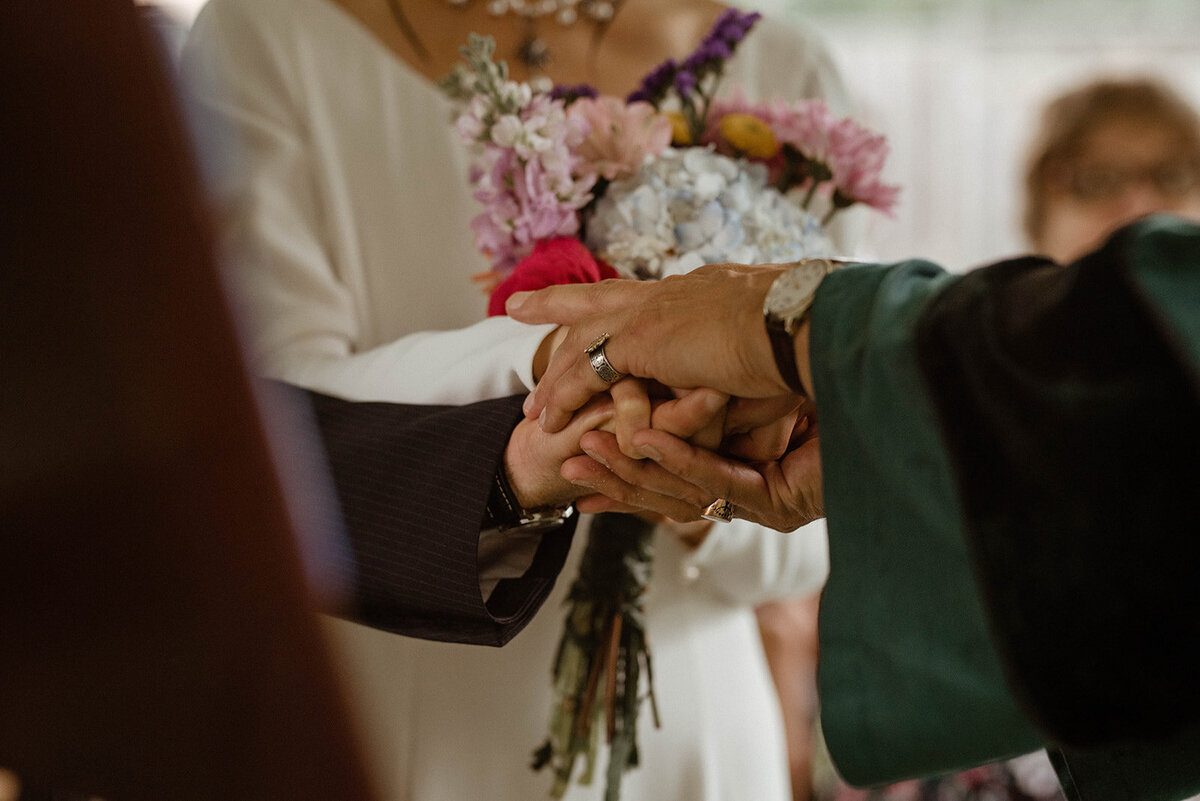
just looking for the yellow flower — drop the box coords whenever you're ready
[718,113,779,159]
[666,111,692,146]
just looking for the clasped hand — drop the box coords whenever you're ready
[507,376,824,533]
[505,263,827,533]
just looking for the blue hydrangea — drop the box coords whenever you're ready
[585,147,832,280]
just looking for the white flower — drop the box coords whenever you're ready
[498,80,533,111]
[586,147,832,280]
[490,114,523,148]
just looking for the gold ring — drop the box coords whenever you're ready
[701,498,734,523]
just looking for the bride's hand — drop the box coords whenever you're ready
[561,387,733,522]
[603,377,802,463]
[503,395,613,510]
[504,389,730,515]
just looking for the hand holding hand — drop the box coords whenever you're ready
[631,414,824,532]
[504,386,735,515]
[508,263,792,433]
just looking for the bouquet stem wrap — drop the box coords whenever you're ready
[533,512,660,801]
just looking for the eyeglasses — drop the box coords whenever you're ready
[1057,158,1200,203]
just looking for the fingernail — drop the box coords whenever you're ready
[523,391,538,417]
[639,444,663,461]
[538,408,548,430]
[506,292,530,312]
[583,448,609,469]
[571,479,595,489]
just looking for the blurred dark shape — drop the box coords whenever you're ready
[0,2,376,800]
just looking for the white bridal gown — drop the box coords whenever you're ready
[184,0,843,798]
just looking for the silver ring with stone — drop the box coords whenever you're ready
[701,498,735,523]
[584,332,624,385]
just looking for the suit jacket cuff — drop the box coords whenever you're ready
[300,388,576,647]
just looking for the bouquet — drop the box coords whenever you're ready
[442,13,897,801]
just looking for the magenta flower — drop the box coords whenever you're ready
[568,97,672,181]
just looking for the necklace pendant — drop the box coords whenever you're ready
[517,32,551,69]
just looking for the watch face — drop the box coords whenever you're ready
[764,258,830,320]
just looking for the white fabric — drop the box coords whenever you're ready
[184,1,839,798]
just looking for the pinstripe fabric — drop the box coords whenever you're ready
[293,386,576,646]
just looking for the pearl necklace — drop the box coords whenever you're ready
[444,0,623,68]
[449,0,617,27]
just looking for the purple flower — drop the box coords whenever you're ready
[626,58,678,106]
[711,8,760,44]
[705,39,732,60]
[674,70,697,96]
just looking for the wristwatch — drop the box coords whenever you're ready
[763,257,847,396]
[482,466,575,533]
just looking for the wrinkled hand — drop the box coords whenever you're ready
[508,263,791,434]
[574,412,824,532]
[561,387,735,521]
[602,375,802,462]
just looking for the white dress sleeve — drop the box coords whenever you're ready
[182,0,552,598]
[677,519,829,607]
[182,0,554,406]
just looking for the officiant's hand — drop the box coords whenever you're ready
[567,403,822,531]
[563,387,737,522]
[507,263,802,434]
[599,376,802,463]
[563,393,810,524]
[579,412,824,532]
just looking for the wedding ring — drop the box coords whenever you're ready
[701,498,735,523]
[584,332,624,385]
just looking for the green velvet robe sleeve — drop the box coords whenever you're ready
[811,215,1200,800]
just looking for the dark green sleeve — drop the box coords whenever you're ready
[811,216,1200,799]
[810,259,1043,786]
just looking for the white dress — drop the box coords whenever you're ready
[184,1,842,798]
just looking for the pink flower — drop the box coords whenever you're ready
[772,100,838,160]
[824,117,900,214]
[707,93,900,214]
[510,157,583,245]
[468,144,590,272]
[568,97,673,181]
[704,93,834,187]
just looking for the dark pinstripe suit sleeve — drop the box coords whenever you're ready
[287,385,576,647]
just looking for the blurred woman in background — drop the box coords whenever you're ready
[1024,76,1200,262]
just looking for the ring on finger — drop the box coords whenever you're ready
[585,332,625,385]
[701,497,735,523]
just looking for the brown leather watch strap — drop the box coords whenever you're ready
[766,320,807,396]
